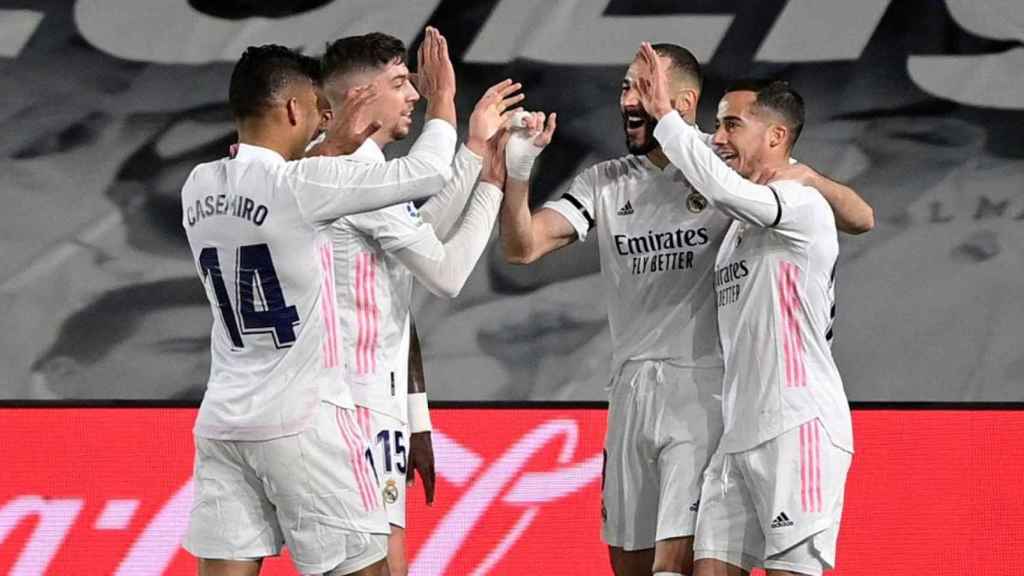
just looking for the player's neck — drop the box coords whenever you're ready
[645,147,671,170]
[754,155,790,175]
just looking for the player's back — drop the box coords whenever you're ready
[183,144,346,441]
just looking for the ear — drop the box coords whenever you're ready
[671,88,699,117]
[285,97,299,126]
[768,124,788,149]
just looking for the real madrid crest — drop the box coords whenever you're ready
[383,479,400,504]
[686,190,707,213]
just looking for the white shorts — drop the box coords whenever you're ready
[694,419,852,576]
[359,406,409,528]
[184,402,389,575]
[602,361,724,550]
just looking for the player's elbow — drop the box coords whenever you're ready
[503,247,542,265]
[847,207,875,235]
[430,281,463,299]
[422,274,464,299]
[501,238,540,265]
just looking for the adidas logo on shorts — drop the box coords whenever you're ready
[770,511,794,529]
[617,201,634,216]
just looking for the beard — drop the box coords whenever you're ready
[622,110,659,155]
[390,121,410,142]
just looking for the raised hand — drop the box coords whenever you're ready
[480,126,512,187]
[634,42,673,120]
[415,26,456,101]
[307,85,381,157]
[467,79,525,155]
[505,110,557,181]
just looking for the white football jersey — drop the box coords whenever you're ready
[654,111,853,454]
[331,140,419,421]
[183,120,456,441]
[544,154,731,374]
[331,139,486,420]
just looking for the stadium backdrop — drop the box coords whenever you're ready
[1,0,1022,573]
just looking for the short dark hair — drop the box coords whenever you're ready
[726,78,805,148]
[321,32,407,84]
[228,44,319,119]
[651,43,702,91]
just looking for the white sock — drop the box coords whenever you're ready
[653,572,684,576]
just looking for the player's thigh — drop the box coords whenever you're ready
[259,402,389,575]
[603,363,661,550]
[694,557,749,576]
[387,526,408,576]
[652,535,694,574]
[693,452,762,574]
[742,419,851,570]
[653,364,724,542]
[365,408,409,529]
[197,558,262,576]
[185,438,283,562]
[608,545,655,576]
[322,534,390,575]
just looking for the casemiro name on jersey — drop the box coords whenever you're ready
[613,226,709,275]
[186,193,269,228]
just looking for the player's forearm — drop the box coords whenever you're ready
[500,179,542,264]
[407,319,426,394]
[406,319,432,434]
[812,175,874,234]
[653,111,782,228]
[401,182,502,297]
[419,145,483,240]
[425,91,457,130]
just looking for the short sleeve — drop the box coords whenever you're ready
[542,167,599,242]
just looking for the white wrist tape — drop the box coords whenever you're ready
[408,392,432,433]
[506,111,543,181]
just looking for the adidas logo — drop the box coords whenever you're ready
[617,201,634,216]
[770,512,794,529]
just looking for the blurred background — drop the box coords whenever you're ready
[2,0,1022,403]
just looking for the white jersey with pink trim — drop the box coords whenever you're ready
[653,111,853,454]
[543,154,731,375]
[331,215,416,421]
[182,119,456,441]
[330,142,419,422]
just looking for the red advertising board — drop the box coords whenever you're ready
[0,408,1021,574]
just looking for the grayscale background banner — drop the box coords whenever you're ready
[1,0,1021,402]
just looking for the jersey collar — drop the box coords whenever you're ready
[234,143,286,165]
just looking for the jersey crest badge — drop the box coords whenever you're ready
[383,479,400,504]
[686,191,707,213]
